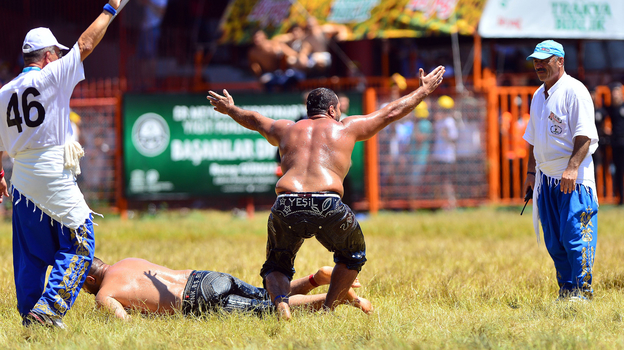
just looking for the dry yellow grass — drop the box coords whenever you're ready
[1,205,624,349]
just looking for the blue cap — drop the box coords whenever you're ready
[526,40,565,60]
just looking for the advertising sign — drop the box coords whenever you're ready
[124,93,364,200]
[479,0,624,39]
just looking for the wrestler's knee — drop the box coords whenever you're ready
[334,251,367,273]
[260,249,296,282]
[211,274,234,296]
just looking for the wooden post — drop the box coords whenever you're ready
[114,93,128,219]
[381,39,390,78]
[473,33,482,91]
[364,88,379,214]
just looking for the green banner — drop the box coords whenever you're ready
[220,0,487,44]
[123,93,364,199]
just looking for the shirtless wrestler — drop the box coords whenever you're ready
[207,65,445,319]
[82,257,372,320]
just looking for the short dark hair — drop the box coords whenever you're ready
[306,88,338,117]
[89,256,105,277]
[609,82,623,91]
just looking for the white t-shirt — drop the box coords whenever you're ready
[0,42,84,157]
[0,43,90,229]
[523,73,598,182]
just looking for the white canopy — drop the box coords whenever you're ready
[479,0,624,39]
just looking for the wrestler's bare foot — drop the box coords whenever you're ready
[347,288,373,314]
[277,302,291,320]
[353,296,373,314]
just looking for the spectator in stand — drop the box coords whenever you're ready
[411,101,433,199]
[274,24,311,72]
[0,61,13,86]
[302,17,347,76]
[380,73,408,198]
[138,0,168,90]
[607,82,624,205]
[248,30,302,92]
[430,95,458,209]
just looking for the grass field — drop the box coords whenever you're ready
[1,205,624,349]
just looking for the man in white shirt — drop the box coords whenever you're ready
[0,0,128,328]
[522,40,599,301]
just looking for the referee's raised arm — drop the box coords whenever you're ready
[78,0,128,61]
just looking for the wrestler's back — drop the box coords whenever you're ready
[276,118,356,197]
[103,258,193,314]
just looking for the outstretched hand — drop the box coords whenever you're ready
[419,66,446,95]
[207,89,235,115]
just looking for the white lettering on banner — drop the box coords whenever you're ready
[213,175,278,185]
[255,139,277,159]
[181,120,214,134]
[170,139,277,165]
[171,104,304,135]
[129,169,174,193]
[209,162,278,177]
[210,162,278,191]
[221,184,273,193]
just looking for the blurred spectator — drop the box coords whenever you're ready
[0,61,12,86]
[607,82,624,205]
[589,86,609,194]
[411,101,432,198]
[430,95,458,209]
[248,30,303,92]
[69,110,82,144]
[273,25,310,73]
[302,17,347,76]
[337,93,350,120]
[138,0,169,90]
[380,74,408,198]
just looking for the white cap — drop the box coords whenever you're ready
[22,27,69,54]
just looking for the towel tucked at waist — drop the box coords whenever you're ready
[11,145,91,230]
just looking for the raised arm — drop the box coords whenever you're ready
[343,66,445,141]
[78,0,126,61]
[207,89,293,146]
[95,294,130,320]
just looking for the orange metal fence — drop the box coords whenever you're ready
[482,69,618,205]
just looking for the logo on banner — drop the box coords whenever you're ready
[132,113,170,157]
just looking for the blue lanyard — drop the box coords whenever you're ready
[22,67,41,73]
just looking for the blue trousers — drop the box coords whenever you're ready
[537,175,598,299]
[12,189,94,318]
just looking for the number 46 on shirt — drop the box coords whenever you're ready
[6,87,45,133]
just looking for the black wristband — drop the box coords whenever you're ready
[527,171,536,176]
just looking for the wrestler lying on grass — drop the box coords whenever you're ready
[82,257,372,319]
